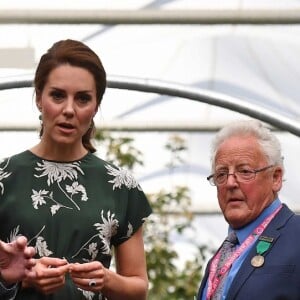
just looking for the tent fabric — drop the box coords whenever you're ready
[0,0,300,247]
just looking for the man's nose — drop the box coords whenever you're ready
[226,173,239,186]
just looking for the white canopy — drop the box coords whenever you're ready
[0,0,300,247]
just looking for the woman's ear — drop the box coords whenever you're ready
[93,106,98,117]
[35,91,42,111]
[37,105,42,112]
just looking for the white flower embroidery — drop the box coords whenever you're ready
[66,182,88,201]
[94,210,119,254]
[72,210,119,260]
[31,189,71,214]
[126,223,133,238]
[105,164,141,190]
[50,204,61,215]
[79,289,95,300]
[78,288,104,299]
[35,161,83,185]
[7,226,53,258]
[0,158,11,195]
[32,160,88,212]
[87,243,99,261]
[35,236,53,257]
[8,226,20,243]
[31,189,48,209]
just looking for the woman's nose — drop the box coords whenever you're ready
[62,99,75,116]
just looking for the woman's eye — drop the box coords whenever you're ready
[50,91,64,100]
[77,93,92,103]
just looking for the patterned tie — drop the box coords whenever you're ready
[212,231,238,300]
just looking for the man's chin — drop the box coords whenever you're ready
[224,209,249,229]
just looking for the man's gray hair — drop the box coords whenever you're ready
[210,119,284,172]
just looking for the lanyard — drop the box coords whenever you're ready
[206,204,282,300]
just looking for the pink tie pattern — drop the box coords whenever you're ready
[212,231,238,300]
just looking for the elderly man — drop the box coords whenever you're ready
[197,119,300,300]
[0,236,36,299]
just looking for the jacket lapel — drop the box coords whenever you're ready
[226,204,293,299]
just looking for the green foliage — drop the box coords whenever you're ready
[165,135,187,169]
[95,130,208,299]
[145,187,205,299]
[95,131,143,169]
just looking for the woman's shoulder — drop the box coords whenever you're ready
[0,150,30,165]
[87,153,142,191]
[86,152,119,170]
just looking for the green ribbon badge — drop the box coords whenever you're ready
[256,240,271,255]
[251,236,274,268]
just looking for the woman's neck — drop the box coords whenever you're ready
[30,141,88,162]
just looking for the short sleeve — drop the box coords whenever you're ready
[111,183,152,246]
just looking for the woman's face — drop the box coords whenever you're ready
[36,64,98,149]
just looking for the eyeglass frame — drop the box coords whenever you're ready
[207,164,274,186]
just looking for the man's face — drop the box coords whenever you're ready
[214,135,282,229]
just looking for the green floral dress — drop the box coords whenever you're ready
[0,150,152,300]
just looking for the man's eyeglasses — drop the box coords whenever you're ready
[207,165,274,186]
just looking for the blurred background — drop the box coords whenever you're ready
[1,1,300,298]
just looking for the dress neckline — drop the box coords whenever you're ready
[25,149,91,163]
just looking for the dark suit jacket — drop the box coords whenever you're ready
[197,204,300,300]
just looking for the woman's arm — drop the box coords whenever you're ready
[102,226,148,299]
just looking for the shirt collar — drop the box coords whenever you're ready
[228,198,281,244]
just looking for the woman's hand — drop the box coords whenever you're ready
[69,261,108,293]
[22,256,69,294]
[70,228,148,300]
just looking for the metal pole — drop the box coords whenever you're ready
[0,75,299,136]
[0,9,300,25]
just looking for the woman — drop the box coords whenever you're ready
[0,39,152,299]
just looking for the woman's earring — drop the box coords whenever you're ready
[39,114,43,125]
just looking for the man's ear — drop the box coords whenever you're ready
[272,166,283,193]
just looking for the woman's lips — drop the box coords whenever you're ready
[57,123,76,133]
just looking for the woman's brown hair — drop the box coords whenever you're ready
[34,39,107,153]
